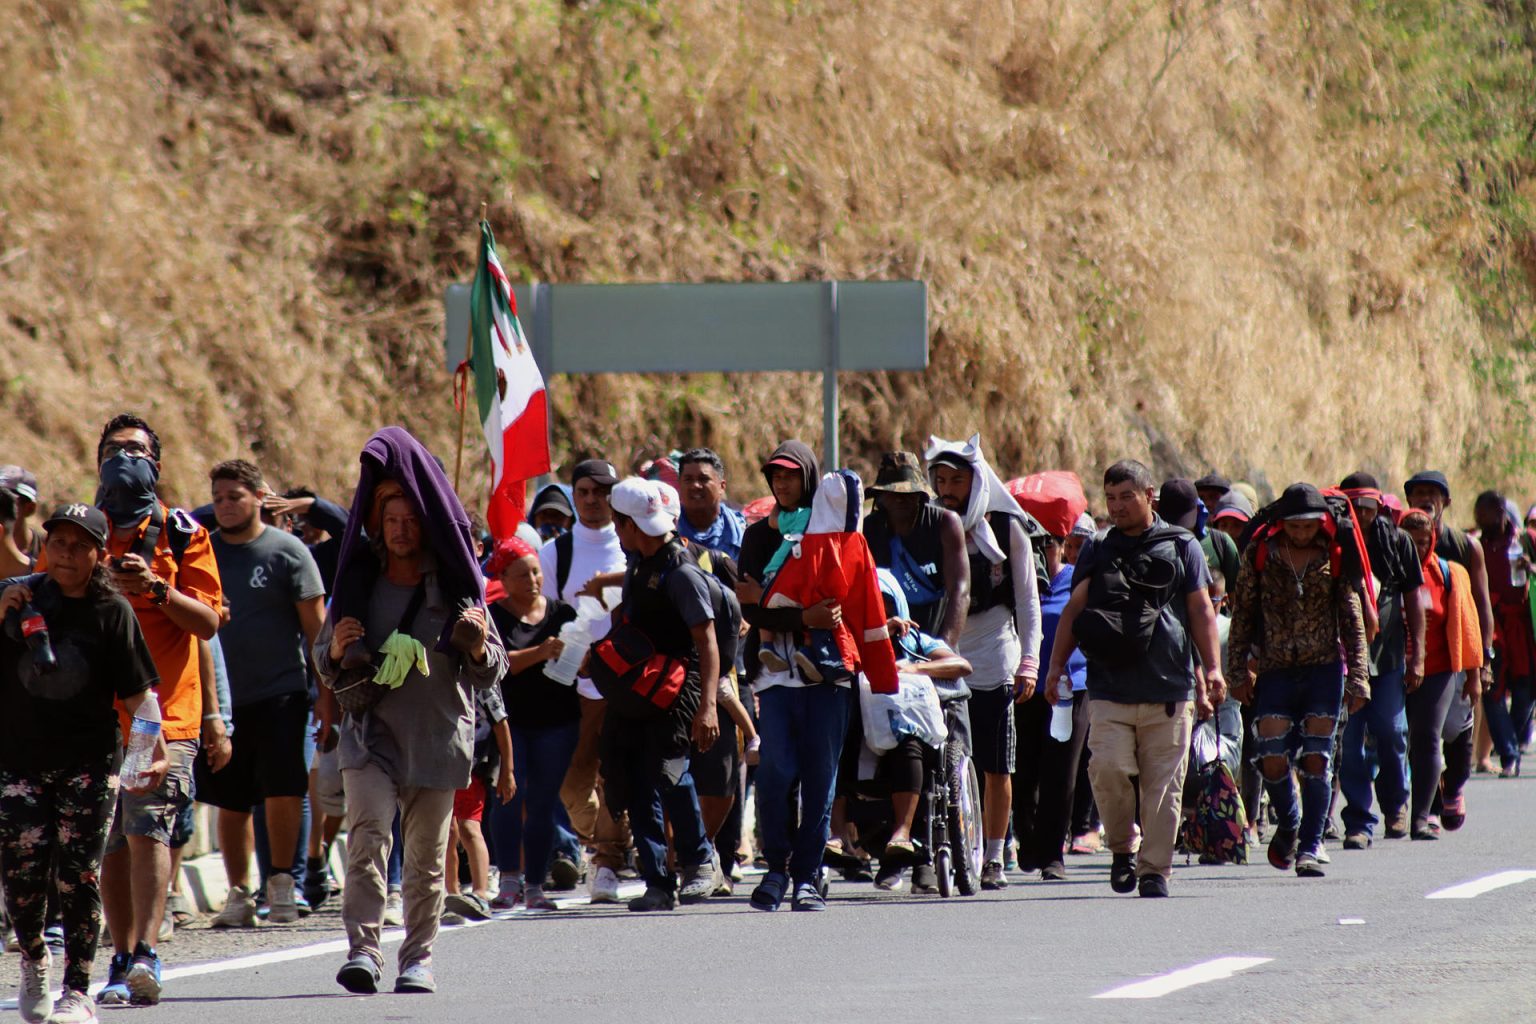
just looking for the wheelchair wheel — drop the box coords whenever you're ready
[934,848,954,898]
[946,740,984,896]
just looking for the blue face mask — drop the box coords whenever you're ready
[537,522,568,541]
[96,454,160,528]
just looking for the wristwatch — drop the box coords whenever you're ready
[148,579,171,605]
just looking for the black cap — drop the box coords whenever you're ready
[1339,471,1380,491]
[1194,473,1231,494]
[1158,478,1201,530]
[530,486,574,518]
[571,459,619,488]
[43,502,109,548]
[1404,470,1451,500]
[1276,482,1329,521]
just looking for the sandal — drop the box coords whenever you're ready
[1440,794,1466,832]
[883,839,918,866]
[166,891,197,927]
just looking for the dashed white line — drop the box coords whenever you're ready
[1093,956,1273,999]
[1425,870,1536,900]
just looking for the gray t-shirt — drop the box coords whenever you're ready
[213,527,325,707]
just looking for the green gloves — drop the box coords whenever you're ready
[374,630,430,690]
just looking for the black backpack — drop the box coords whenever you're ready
[1072,525,1188,666]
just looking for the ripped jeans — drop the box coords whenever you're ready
[1251,661,1346,856]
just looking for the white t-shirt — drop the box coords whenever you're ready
[539,522,626,700]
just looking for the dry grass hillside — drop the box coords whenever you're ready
[3,0,1535,513]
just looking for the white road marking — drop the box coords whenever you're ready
[0,881,652,1010]
[1093,957,1273,999]
[1425,869,1536,900]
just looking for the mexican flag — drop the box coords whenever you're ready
[468,220,550,538]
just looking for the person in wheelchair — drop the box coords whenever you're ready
[830,571,974,893]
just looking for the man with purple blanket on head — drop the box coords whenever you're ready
[313,427,507,996]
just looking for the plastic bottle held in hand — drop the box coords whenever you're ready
[120,690,162,785]
[7,603,57,673]
[1510,544,1527,587]
[544,621,592,686]
[1049,675,1074,742]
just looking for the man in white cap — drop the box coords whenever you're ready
[601,478,721,912]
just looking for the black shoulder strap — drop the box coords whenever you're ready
[397,580,428,636]
[555,531,574,597]
[133,504,165,564]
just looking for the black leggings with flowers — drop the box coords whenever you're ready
[0,757,117,992]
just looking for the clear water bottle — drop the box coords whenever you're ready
[1509,544,1526,587]
[120,690,162,785]
[1049,675,1074,742]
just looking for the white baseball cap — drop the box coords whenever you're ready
[610,477,679,537]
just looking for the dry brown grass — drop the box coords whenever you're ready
[1,0,1533,514]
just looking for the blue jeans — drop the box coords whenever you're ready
[754,684,852,886]
[1484,669,1536,770]
[493,721,581,884]
[1339,667,1409,836]
[1252,662,1345,856]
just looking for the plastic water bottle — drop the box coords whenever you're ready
[1049,675,1074,742]
[544,621,593,686]
[1509,544,1526,587]
[120,691,162,785]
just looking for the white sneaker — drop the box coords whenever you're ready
[267,873,299,925]
[18,950,52,1023]
[211,885,258,929]
[47,989,99,1024]
[589,866,621,904]
[383,890,405,927]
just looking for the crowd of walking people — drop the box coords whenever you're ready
[1,413,1531,1018]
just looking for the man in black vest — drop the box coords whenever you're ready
[1044,459,1224,898]
[862,451,969,648]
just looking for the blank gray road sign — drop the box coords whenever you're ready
[444,280,927,466]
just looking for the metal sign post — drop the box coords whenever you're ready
[446,280,926,469]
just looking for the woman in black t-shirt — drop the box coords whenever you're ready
[484,537,580,912]
[0,505,162,1024]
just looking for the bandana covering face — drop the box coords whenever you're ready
[923,433,1026,565]
[95,454,160,528]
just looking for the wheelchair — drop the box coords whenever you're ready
[845,680,984,897]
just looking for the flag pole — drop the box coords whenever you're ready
[454,202,488,494]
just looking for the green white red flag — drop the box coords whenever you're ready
[467,220,549,538]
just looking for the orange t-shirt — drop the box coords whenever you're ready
[101,506,223,741]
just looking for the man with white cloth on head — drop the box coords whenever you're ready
[925,434,1043,890]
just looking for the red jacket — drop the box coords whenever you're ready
[763,470,899,694]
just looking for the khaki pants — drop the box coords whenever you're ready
[560,696,631,872]
[341,763,455,970]
[1086,699,1193,880]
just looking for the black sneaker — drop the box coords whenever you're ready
[548,854,582,892]
[627,886,676,912]
[1040,862,1067,881]
[980,860,1009,890]
[910,863,939,894]
[1137,874,1169,898]
[750,871,790,911]
[304,858,331,909]
[1110,853,1137,893]
[1267,827,1298,871]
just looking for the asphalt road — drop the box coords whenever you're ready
[4,772,1534,1024]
